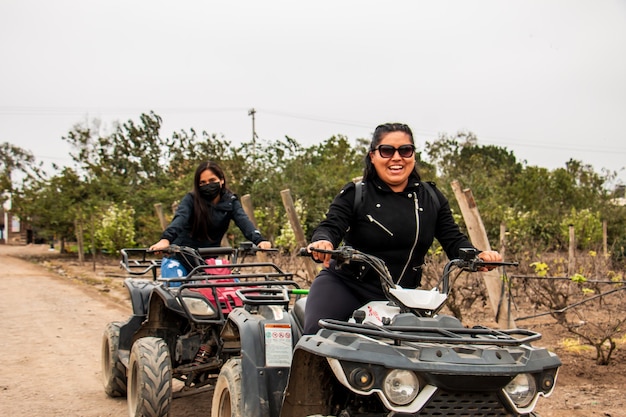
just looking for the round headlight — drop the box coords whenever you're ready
[182,297,217,317]
[504,373,537,408]
[383,369,419,405]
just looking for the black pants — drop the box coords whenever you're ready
[303,267,385,334]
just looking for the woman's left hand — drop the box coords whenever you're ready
[257,241,272,250]
[477,250,502,271]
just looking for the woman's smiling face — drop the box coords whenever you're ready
[369,130,415,192]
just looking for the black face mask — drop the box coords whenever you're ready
[199,182,221,201]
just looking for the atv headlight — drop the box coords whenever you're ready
[383,369,419,405]
[504,373,537,408]
[182,296,217,317]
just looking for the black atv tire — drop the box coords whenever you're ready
[211,358,243,417]
[127,337,173,417]
[102,321,127,397]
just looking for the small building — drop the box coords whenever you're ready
[1,206,33,245]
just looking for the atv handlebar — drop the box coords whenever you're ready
[121,242,280,280]
[299,246,519,310]
[300,246,518,273]
[299,246,396,289]
[151,242,278,259]
[452,247,519,271]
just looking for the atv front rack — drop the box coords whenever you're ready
[319,319,542,347]
[174,279,303,325]
[120,248,161,279]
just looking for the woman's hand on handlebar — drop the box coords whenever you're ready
[477,250,502,271]
[307,240,334,267]
[149,238,170,253]
[257,240,272,250]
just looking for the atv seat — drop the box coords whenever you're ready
[293,297,307,329]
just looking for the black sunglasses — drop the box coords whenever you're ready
[374,144,415,158]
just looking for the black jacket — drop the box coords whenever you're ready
[311,174,476,288]
[161,191,265,249]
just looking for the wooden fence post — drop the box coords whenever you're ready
[280,189,318,283]
[499,223,507,261]
[240,194,258,228]
[603,220,608,258]
[450,180,515,329]
[568,225,576,276]
[154,203,167,231]
[239,193,266,257]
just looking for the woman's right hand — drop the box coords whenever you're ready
[307,240,334,267]
[149,239,170,252]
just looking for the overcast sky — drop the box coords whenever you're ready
[1,0,625,186]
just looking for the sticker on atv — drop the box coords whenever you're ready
[264,323,292,367]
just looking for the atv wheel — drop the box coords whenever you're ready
[102,321,127,397]
[127,337,172,417]
[211,358,243,417]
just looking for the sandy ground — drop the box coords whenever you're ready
[0,243,624,417]
[0,244,212,417]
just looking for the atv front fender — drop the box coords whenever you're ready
[224,306,298,417]
[280,346,334,417]
[124,278,160,316]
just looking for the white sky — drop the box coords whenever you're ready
[1,0,625,186]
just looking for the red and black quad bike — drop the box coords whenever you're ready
[101,242,303,417]
[211,246,561,417]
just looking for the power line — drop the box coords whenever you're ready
[257,109,626,156]
[0,106,249,116]
[258,109,372,129]
[2,105,624,158]
[477,136,626,156]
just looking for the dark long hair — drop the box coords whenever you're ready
[191,161,228,240]
[362,122,421,181]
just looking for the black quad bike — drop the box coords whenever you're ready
[211,246,561,417]
[101,243,302,417]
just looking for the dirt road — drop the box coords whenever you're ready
[0,245,212,417]
[1,244,624,417]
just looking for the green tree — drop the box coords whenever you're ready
[285,135,365,237]
[424,132,619,252]
[508,161,612,249]
[11,111,625,266]
[61,112,174,245]
[13,167,87,250]
[0,142,36,204]
[425,131,523,244]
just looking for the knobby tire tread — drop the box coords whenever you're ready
[128,337,172,417]
[211,358,243,417]
[102,321,127,397]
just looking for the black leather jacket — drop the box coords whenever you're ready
[161,191,265,249]
[311,174,476,288]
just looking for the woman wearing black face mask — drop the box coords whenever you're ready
[150,160,271,278]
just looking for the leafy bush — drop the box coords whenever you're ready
[560,208,603,250]
[95,203,136,254]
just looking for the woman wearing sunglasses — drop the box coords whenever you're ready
[304,123,501,334]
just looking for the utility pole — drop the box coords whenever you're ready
[248,108,258,157]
